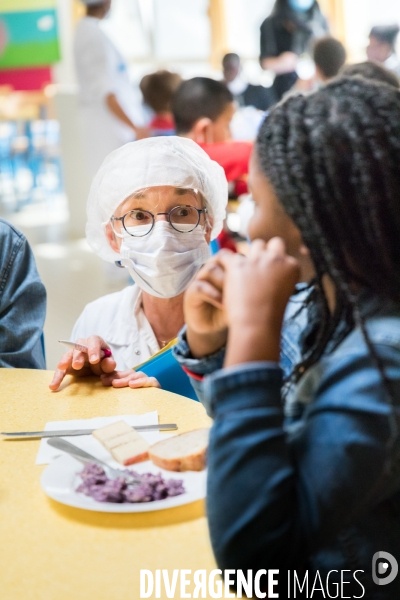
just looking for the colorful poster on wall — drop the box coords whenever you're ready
[0,0,60,69]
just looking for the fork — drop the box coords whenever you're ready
[47,437,141,485]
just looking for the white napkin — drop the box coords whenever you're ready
[35,412,163,465]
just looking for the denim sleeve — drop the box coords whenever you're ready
[172,326,226,412]
[204,343,400,574]
[0,220,46,368]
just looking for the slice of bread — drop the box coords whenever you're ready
[92,420,132,443]
[106,431,139,450]
[149,428,210,472]
[93,420,149,466]
[111,439,149,466]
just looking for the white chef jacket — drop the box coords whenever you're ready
[71,285,161,371]
[73,16,140,177]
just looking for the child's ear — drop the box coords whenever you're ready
[191,118,213,144]
[105,222,120,253]
[298,242,316,282]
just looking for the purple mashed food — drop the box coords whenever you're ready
[76,462,185,503]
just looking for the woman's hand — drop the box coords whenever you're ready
[49,336,116,391]
[184,255,229,358]
[261,51,298,75]
[216,238,300,366]
[100,370,160,389]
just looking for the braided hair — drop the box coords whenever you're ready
[256,77,400,448]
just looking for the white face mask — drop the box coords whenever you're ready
[119,221,211,298]
[288,0,314,11]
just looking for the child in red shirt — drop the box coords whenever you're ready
[172,77,252,192]
[172,77,254,249]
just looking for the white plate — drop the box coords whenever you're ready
[41,454,207,513]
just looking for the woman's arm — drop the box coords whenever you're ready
[199,241,400,576]
[206,342,400,574]
[176,245,307,406]
[260,52,298,74]
[105,94,149,139]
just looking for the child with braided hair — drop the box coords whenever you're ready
[174,77,400,598]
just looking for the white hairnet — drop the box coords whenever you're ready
[86,137,228,262]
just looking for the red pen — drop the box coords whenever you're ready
[58,340,112,359]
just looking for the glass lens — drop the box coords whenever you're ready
[170,206,200,232]
[123,210,153,236]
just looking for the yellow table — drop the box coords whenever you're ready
[0,369,216,600]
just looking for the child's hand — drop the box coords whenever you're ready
[216,238,300,366]
[49,336,116,391]
[100,370,160,389]
[184,255,228,358]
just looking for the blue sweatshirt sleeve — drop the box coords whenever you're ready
[172,326,226,412]
[204,342,400,574]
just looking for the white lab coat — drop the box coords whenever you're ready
[73,16,140,178]
[71,285,161,371]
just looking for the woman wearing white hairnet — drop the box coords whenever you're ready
[49,137,227,391]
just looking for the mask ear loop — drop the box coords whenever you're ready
[203,209,212,233]
[109,221,134,269]
[195,189,212,233]
[102,218,125,239]
[100,218,125,267]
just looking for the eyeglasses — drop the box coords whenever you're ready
[110,205,208,237]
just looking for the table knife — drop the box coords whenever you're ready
[1,423,177,439]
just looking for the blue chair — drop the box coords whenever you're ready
[210,238,220,255]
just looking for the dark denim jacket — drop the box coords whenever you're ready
[0,218,46,368]
[173,292,400,598]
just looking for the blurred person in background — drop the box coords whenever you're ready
[140,70,182,137]
[313,36,346,82]
[341,61,400,89]
[260,0,329,101]
[222,53,276,111]
[0,218,46,369]
[74,0,148,178]
[172,77,252,198]
[285,35,346,95]
[367,25,400,78]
